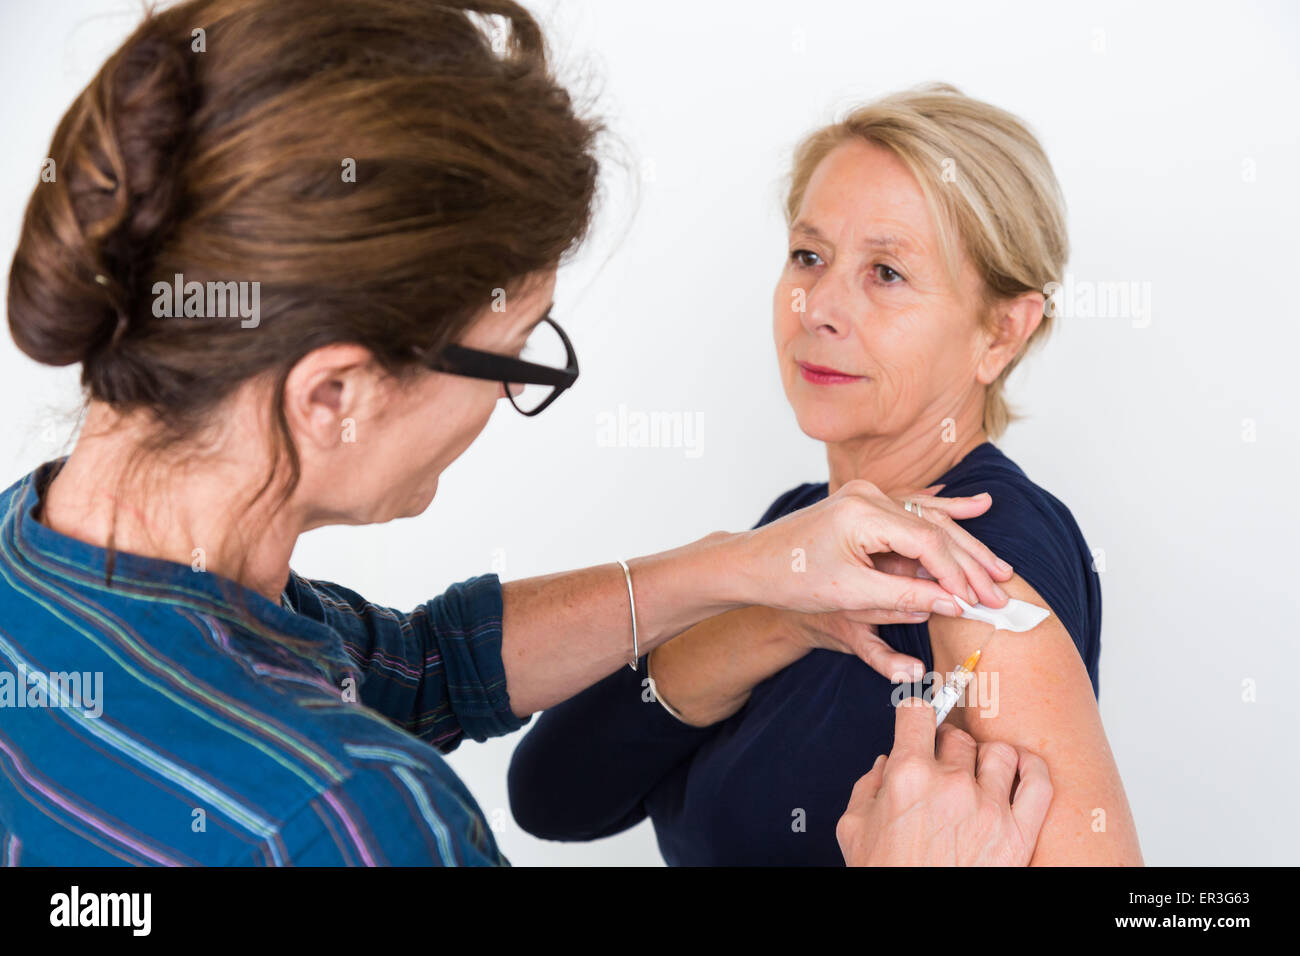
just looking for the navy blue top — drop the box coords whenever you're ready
[507,441,1102,866]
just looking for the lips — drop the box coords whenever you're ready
[798,361,866,385]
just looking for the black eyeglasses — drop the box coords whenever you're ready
[417,315,579,416]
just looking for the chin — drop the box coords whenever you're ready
[407,479,440,518]
[382,476,440,522]
[790,400,875,445]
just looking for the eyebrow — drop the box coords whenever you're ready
[790,221,917,254]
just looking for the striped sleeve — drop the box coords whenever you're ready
[286,572,530,753]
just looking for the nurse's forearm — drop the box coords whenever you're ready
[497,483,1002,717]
[499,531,755,716]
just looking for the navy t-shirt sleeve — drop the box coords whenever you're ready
[507,654,714,841]
[935,473,1099,684]
[753,482,821,528]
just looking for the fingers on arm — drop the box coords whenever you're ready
[860,565,961,616]
[974,739,1020,801]
[1009,748,1054,842]
[839,481,1010,612]
[856,636,925,682]
[935,723,978,773]
[915,509,1007,607]
[893,491,1015,586]
[908,491,991,521]
[865,509,995,613]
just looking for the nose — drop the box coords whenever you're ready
[800,267,854,339]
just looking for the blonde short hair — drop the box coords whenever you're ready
[782,83,1068,440]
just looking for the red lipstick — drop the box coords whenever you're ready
[798,361,866,385]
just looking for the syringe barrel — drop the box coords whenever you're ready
[932,684,960,724]
[932,668,975,726]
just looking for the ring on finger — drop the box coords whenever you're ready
[903,499,924,519]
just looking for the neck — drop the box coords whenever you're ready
[826,406,989,496]
[40,405,302,601]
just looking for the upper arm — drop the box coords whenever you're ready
[928,574,1143,865]
[262,765,506,867]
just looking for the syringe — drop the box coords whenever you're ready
[932,648,982,727]
[929,594,1048,725]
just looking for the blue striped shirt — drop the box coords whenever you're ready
[0,460,528,865]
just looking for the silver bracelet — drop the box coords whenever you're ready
[646,651,692,724]
[617,559,638,670]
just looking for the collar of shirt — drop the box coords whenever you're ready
[4,459,354,679]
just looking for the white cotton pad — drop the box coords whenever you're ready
[952,594,1049,632]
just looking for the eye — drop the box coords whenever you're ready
[873,263,904,284]
[790,248,822,268]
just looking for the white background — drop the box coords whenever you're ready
[2,0,1297,866]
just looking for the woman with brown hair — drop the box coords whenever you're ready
[1,0,1042,866]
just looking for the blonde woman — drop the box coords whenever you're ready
[510,84,1143,866]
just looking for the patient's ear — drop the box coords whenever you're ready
[976,292,1044,385]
